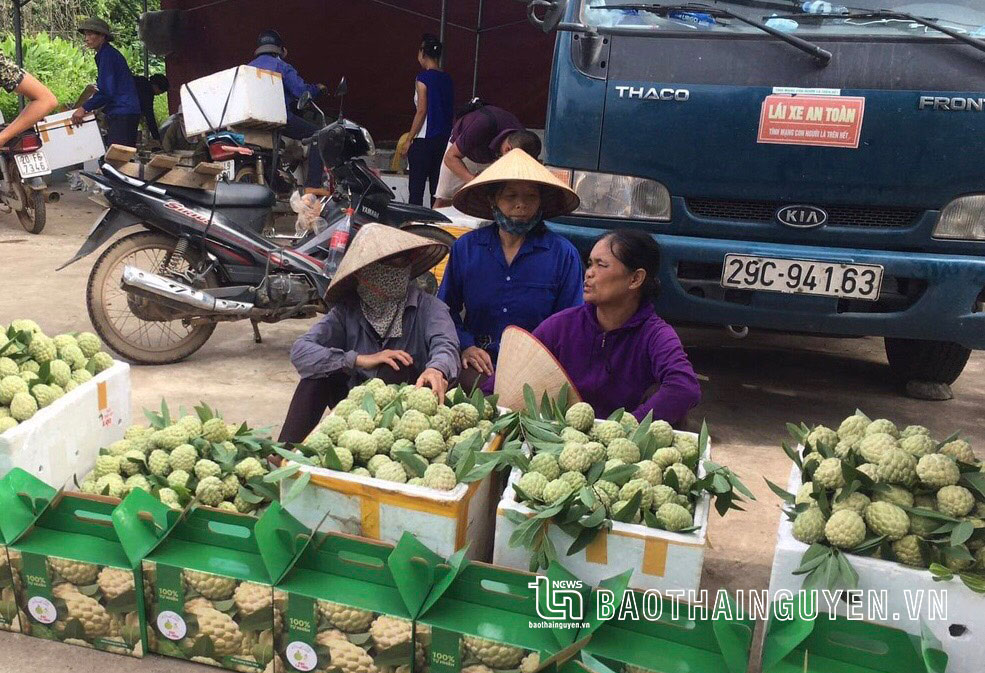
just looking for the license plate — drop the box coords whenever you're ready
[721,254,883,301]
[15,151,50,178]
[220,159,236,181]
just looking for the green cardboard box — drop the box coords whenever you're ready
[389,534,628,673]
[579,591,753,673]
[761,599,948,673]
[0,468,58,634]
[0,468,160,656]
[274,532,422,673]
[116,495,309,673]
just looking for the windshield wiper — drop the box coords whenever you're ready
[595,3,832,64]
[767,9,985,55]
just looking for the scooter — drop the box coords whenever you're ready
[0,126,51,233]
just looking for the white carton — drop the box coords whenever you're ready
[768,463,982,673]
[37,111,105,170]
[0,362,130,488]
[284,433,504,560]
[494,432,712,591]
[181,65,288,137]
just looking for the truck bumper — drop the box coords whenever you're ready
[549,221,985,351]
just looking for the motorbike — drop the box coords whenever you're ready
[59,79,454,365]
[0,126,51,233]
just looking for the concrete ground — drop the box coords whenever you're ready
[1,190,982,672]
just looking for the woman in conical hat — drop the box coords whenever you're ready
[437,148,584,391]
[279,224,459,443]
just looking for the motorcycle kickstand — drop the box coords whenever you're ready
[250,319,263,344]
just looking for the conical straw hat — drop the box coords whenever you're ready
[323,223,449,304]
[494,326,581,411]
[453,149,579,220]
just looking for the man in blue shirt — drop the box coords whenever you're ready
[72,18,141,148]
[247,29,327,192]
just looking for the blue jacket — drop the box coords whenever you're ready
[437,224,584,359]
[248,54,320,109]
[83,43,140,116]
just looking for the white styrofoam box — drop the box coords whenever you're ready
[37,111,105,171]
[284,430,506,560]
[494,432,712,591]
[379,174,409,203]
[181,65,288,137]
[768,463,982,673]
[0,362,130,488]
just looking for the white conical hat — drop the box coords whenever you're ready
[494,326,581,411]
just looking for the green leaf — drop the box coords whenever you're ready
[697,420,710,459]
[557,385,570,415]
[395,451,429,479]
[960,471,985,501]
[264,463,301,483]
[600,464,639,486]
[504,510,529,525]
[765,478,796,505]
[237,486,265,505]
[780,442,803,471]
[631,410,654,445]
[362,394,377,417]
[607,407,625,422]
[283,471,312,505]
[579,486,597,509]
[321,444,343,471]
[951,520,974,547]
[580,505,606,529]
[958,572,985,594]
[585,461,605,485]
[523,384,539,419]
[273,446,316,466]
[566,525,603,556]
[612,490,643,523]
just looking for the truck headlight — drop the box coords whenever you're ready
[933,194,985,240]
[548,168,671,221]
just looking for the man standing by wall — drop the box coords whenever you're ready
[134,73,169,144]
[72,18,141,148]
[433,103,542,208]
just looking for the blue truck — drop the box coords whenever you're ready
[519,0,985,398]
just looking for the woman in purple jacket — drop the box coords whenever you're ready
[532,229,701,425]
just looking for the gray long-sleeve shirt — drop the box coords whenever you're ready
[290,287,461,385]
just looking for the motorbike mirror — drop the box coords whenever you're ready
[298,90,312,109]
[336,77,348,97]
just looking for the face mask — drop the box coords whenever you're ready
[492,206,542,236]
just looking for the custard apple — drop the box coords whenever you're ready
[648,420,675,449]
[564,402,595,433]
[351,468,371,478]
[940,439,976,465]
[450,403,480,433]
[543,478,574,504]
[559,443,592,473]
[893,535,926,567]
[97,567,134,600]
[866,419,899,438]
[517,472,548,501]
[415,429,446,459]
[859,433,897,464]
[124,474,151,494]
[201,418,230,443]
[332,399,358,419]
[657,502,693,531]
[634,460,662,486]
[876,449,917,485]
[106,439,132,457]
[59,345,88,370]
[864,502,909,541]
[584,441,606,463]
[50,558,99,585]
[30,384,58,409]
[346,410,376,434]
[406,387,439,416]
[673,433,700,463]
[0,357,18,377]
[196,477,225,506]
[604,459,625,471]
[395,410,429,442]
[234,494,256,514]
[619,413,639,434]
[651,484,677,510]
[233,582,271,615]
[900,434,936,458]
[560,471,587,491]
[813,458,846,490]
[606,438,640,464]
[795,482,816,506]
[620,479,654,510]
[389,438,414,459]
[937,485,975,517]
[856,463,879,483]
[319,635,377,673]
[793,506,827,544]
[1,374,29,404]
[48,360,72,388]
[167,470,191,490]
[320,415,349,442]
[372,427,395,454]
[592,420,626,446]
[824,510,866,549]
[304,431,333,454]
[339,430,376,463]
[833,441,855,460]
[653,447,682,469]
[329,446,355,472]
[377,461,408,483]
[429,413,453,440]
[838,415,868,442]
[560,426,590,444]
[832,490,870,515]
[663,463,696,494]
[423,463,456,491]
[184,570,236,600]
[916,454,960,489]
[593,479,620,505]
[59,591,111,638]
[27,335,57,364]
[317,600,374,633]
[528,453,561,481]
[873,485,914,509]
[235,457,267,481]
[153,423,190,451]
[96,474,125,498]
[463,636,525,669]
[76,332,102,358]
[185,605,243,655]
[0,416,16,433]
[900,425,931,440]
[367,455,392,477]
[221,474,240,499]
[806,426,838,451]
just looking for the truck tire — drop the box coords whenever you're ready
[884,337,971,385]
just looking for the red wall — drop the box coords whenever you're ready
[161,0,555,142]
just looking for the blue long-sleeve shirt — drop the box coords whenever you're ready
[437,224,584,359]
[83,43,140,115]
[248,54,320,109]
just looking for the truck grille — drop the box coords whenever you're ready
[686,198,922,228]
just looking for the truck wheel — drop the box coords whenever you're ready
[884,337,971,386]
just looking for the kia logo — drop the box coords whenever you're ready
[775,205,828,228]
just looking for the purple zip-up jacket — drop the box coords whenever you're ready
[531,303,701,424]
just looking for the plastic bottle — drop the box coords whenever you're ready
[322,212,353,276]
[801,1,849,14]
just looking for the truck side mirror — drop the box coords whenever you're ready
[523,0,568,33]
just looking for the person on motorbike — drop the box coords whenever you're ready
[437,149,584,391]
[0,54,57,149]
[72,18,142,148]
[278,224,460,443]
[247,29,328,195]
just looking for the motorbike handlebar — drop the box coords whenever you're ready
[301,135,316,147]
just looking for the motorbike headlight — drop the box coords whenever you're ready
[360,127,376,156]
[933,194,985,240]
[549,168,671,221]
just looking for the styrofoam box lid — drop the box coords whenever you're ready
[499,430,712,545]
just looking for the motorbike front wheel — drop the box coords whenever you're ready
[86,231,218,364]
[15,186,46,234]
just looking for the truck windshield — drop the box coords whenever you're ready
[583,1,985,37]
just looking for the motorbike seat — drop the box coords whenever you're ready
[166,181,275,209]
[384,200,452,224]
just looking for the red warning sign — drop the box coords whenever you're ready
[757,94,865,148]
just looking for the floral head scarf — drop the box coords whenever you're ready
[355,262,412,339]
